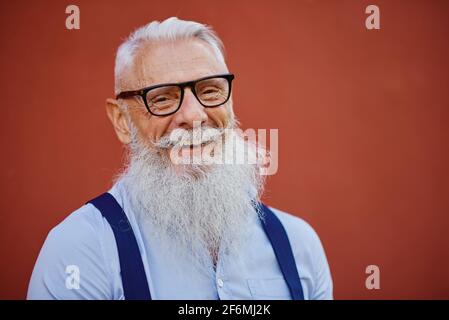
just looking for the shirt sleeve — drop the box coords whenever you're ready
[271,207,334,300]
[27,205,114,300]
[307,225,333,300]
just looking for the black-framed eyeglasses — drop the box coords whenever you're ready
[116,73,235,116]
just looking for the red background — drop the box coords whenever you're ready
[1,0,448,299]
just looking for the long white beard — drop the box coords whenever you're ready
[114,122,266,272]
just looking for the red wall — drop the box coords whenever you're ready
[1,0,448,299]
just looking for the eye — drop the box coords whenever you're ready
[199,86,221,97]
[149,94,176,110]
[202,87,219,94]
[153,96,169,103]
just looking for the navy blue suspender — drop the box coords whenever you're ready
[87,192,304,300]
[258,203,305,300]
[87,193,151,300]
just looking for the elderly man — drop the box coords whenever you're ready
[27,17,332,300]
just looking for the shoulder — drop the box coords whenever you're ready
[27,202,116,299]
[47,202,109,249]
[268,206,323,252]
[47,203,104,242]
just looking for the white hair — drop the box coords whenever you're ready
[114,17,226,95]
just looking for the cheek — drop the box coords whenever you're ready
[206,106,231,128]
[130,108,173,143]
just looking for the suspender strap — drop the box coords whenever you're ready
[86,192,151,300]
[258,204,305,300]
[86,192,302,300]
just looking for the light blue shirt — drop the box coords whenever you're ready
[27,180,333,300]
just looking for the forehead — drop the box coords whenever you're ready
[124,39,228,89]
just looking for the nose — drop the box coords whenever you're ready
[172,88,208,129]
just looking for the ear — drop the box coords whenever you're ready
[105,98,132,144]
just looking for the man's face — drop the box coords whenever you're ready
[111,39,264,261]
[119,39,232,156]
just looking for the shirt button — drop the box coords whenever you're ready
[217,278,224,288]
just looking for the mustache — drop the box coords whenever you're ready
[153,126,226,149]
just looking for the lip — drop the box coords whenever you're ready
[186,141,212,149]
